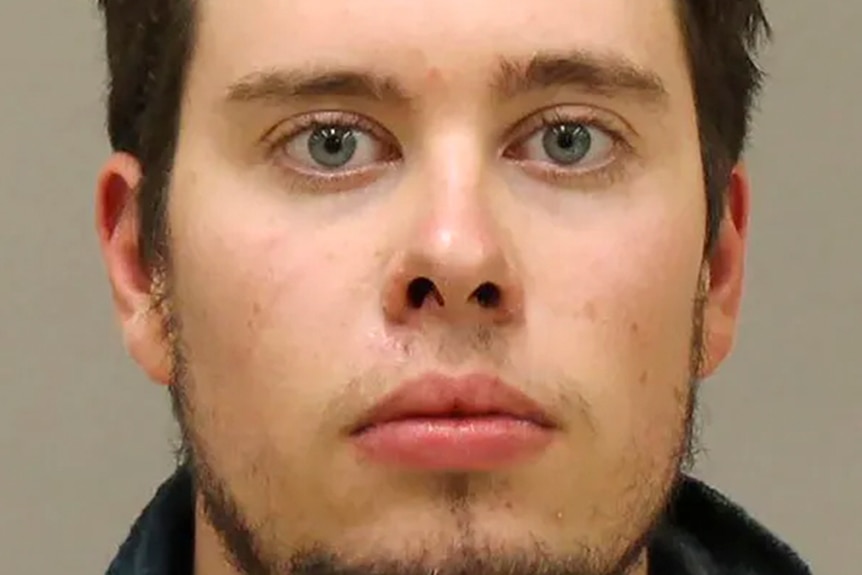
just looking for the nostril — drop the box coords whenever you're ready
[472,282,502,308]
[407,277,443,308]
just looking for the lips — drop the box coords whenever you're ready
[351,373,555,432]
[349,373,557,471]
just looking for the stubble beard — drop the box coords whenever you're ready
[159,271,707,575]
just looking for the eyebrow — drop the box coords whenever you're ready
[225,69,408,104]
[223,50,668,107]
[494,50,669,106]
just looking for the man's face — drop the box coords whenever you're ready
[99,0,749,573]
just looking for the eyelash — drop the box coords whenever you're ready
[265,111,399,192]
[504,108,633,188]
[264,108,633,191]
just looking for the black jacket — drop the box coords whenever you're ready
[105,467,812,575]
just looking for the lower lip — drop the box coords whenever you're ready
[351,416,554,471]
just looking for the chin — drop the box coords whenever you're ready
[270,527,652,575]
[200,479,660,575]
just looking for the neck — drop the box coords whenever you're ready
[194,495,242,575]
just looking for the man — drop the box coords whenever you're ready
[93,1,812,574]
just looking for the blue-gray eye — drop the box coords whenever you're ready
[282,121,388,172]
[515,121,615,170]
[542,123,593,165]
[307,126,358,168]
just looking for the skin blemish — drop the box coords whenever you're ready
[423,66,445,91]
[583,301,598,322]
[247,300,263,331]
[426,66,442,81]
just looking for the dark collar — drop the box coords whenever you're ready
[106,467,194,575]
[105,467,811,575]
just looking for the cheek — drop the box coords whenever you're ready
[165,175,381,459]
[526,192,703,449]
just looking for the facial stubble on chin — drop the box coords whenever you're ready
[159,272,707,575]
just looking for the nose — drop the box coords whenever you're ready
[381,171,523,328]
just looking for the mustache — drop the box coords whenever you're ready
[387,324,511,366]
[324,362,587,440]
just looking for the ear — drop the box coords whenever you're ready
[699,163,751,378]
[96,153,172,385]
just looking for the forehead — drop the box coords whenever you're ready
[192,0,691,100]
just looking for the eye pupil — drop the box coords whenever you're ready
[324,134,342,154]
[308,126,357,168]
[543,123,592,165]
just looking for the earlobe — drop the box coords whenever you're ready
[96,153,172,385]
[700,164,751,378]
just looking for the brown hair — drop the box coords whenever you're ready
[97,0,771,271]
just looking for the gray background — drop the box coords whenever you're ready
[1,2,859,574]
